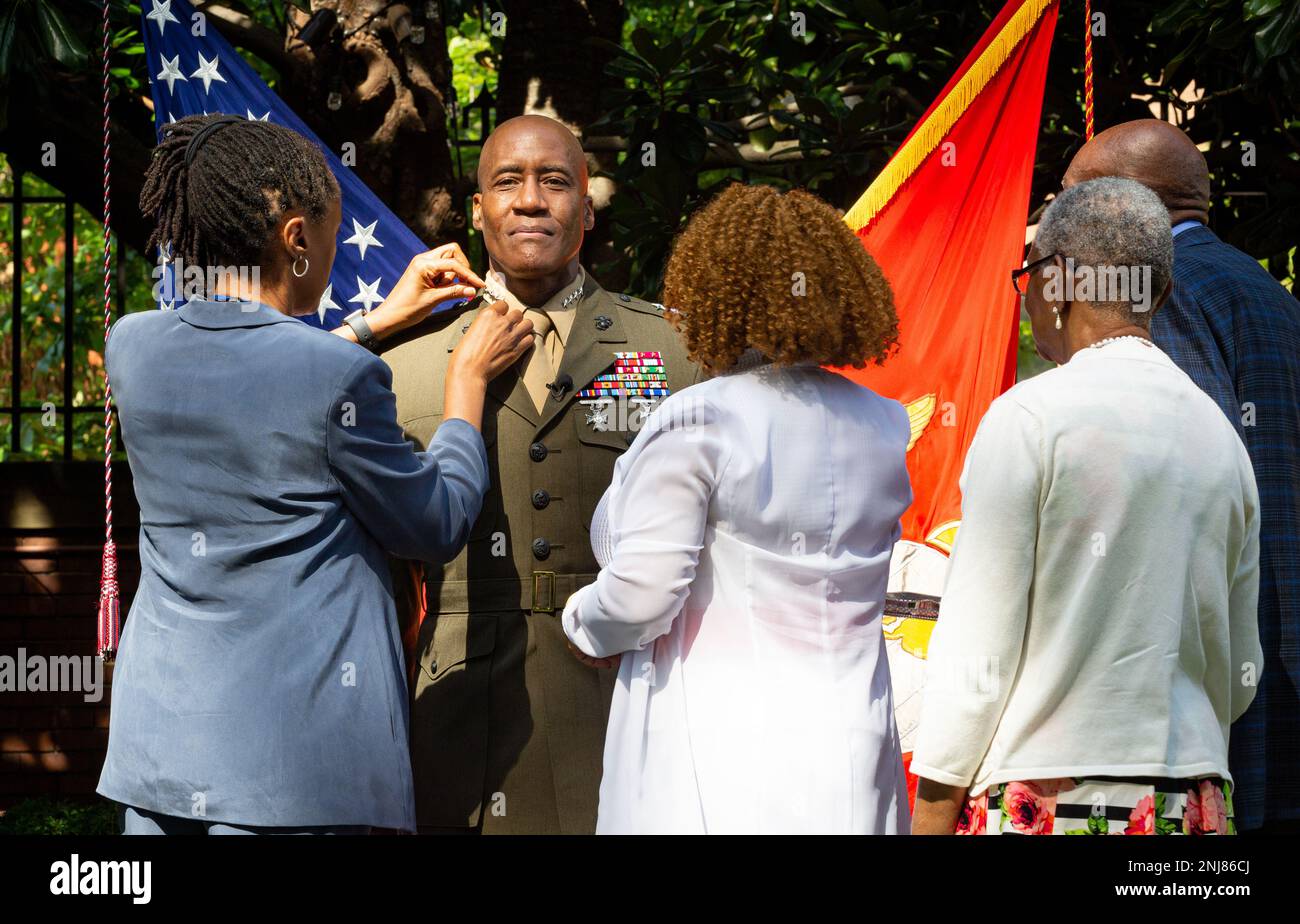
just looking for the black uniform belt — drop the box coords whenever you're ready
[423,572,600,614]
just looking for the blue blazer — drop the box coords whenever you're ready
[96,298,489,831]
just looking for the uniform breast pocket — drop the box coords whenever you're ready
[575,415,631,531]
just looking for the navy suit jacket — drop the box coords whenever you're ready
[1152,226,1300,828]
[96,299,489,831]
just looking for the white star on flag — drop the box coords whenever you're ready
[350,277,385,312]
[317,284,340,323]
[343,218,384,261]
[156,54,187,94]
[190,53,227,94]
[146,0,179,36]
[140,0,431,328]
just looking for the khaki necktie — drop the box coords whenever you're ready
[521,308,557,413]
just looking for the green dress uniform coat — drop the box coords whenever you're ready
[381,275,700,833]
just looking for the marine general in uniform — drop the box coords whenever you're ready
[382,114,699,833]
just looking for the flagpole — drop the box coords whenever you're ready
[97,0,121,662]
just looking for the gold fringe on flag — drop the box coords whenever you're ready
[843,0,1057,232]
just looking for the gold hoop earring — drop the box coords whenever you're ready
[292,255,309,278]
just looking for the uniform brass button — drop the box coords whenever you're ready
[532,538,551,561]
[529,442,548,462]
[532,489,550,510]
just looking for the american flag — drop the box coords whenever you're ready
[141,0,428,329]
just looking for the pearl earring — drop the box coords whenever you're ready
[1053,306,1062,330]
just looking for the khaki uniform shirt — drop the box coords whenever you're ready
[381,275,700,832]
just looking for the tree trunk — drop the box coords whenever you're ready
[279,0,466,247]
[495,0,627,286]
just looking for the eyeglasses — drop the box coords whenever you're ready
[1011,251,1060,296]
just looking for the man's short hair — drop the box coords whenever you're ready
[1035,176,1174,323]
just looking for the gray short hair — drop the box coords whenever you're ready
[1034,177,1174,323]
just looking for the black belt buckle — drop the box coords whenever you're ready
[532,571,557,613]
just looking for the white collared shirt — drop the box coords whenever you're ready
[483,267,585,360]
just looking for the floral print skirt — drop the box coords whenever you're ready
[955,777,1235,835]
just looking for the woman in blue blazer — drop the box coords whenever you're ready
[96,114,533,834]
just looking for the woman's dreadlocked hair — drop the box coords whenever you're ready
[140,114,340,269]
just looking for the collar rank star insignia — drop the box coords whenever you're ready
[559,284,584,309]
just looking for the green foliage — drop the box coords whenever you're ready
[595,0,1299,383]
[598,0,1298,309]
[589,0,1001,292]
[1017,318,1052,381]
[0,796,119,835]
[445,5,515,266]
[0,1,144,131]
[2,0,1296,399]
[0,153,153,461]
[0,0,91,77]
[594,0,1002,294]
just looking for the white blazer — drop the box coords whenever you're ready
[563,359,914,834]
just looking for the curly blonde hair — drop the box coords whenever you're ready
[660,183,898,373]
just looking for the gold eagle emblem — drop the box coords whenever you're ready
[904,393,937,451]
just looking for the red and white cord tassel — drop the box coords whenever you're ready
[98,541,121,661]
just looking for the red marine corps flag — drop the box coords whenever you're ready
[834,0,1061,797]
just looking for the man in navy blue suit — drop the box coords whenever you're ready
[1065,119,1300,833]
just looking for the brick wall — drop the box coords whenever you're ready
[0,462,139,811]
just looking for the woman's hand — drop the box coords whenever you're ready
[358,243,487,341]
[442,299,534,431]
[448,299,534,384]
[564,635,621,671]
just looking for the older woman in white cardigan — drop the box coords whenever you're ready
[561,184,913,834]
[911,178,1262,836]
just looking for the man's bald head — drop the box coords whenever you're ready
[1062,119,1210,226]
[476,114,589,192]
[472,114,595,298]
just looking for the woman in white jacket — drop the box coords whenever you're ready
[910,179,1261,836]
[561,183,913,834]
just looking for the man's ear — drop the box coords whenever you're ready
[583,195,595,232]
[471,193,483,231]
